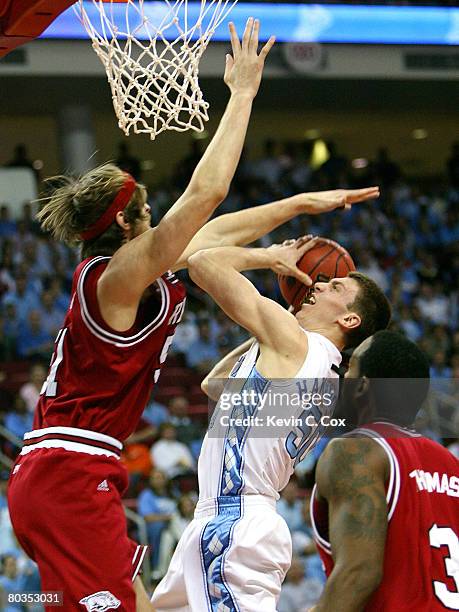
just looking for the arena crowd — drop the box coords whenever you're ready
[0,138,458,610]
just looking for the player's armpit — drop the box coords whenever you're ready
[314,437,389,612]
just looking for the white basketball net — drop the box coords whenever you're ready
[77,0,238,140]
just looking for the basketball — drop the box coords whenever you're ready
[278,237,356,311]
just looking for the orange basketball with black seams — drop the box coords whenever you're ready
[278,237,356,312]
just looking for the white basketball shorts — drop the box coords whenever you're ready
[151,495,292,612]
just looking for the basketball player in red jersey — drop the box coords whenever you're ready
[310,330,459,611]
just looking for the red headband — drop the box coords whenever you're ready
[80,174,137,242]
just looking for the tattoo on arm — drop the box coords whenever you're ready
[314,438,389,611]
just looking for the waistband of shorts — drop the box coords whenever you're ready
[20,426,123,459]
[195,495,276,519]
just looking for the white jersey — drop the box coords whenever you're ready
[198,330,341,501]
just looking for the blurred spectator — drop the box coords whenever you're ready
[122,443,153,480]
[252,139,283,188]
[171,311,199,356]
[19,363,47,414]
[116,142,142,182]
[277,480,303,532]
[430,351,452,379]
[277,557,323,612]
[2,275,40,324]
[320,141,348,184]
[150,424,195,479]
[38,290,63,338]
[17,310,53,361]
[398,305,423,342]
[0,503,18,556]
[143,397,170,428]
[47,277,71,313]
[185,321,219,374]
[0,241,16,298]
[356,250,388,293]
[4,396,33,440]
[0,555,25,611]
[415,284,450,326]
[138,469,176,570]
[157,494,196,577]
[0,207,16,239]
[168,396,201,446]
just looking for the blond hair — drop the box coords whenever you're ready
[37,163,144,256]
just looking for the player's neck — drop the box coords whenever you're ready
[300,322,344,352]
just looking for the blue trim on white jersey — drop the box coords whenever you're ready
[218,366,270,497]
[200,497,243,612]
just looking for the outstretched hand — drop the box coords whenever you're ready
[224,18,275,99]
[267,236,317,285]
[302,187,380,214]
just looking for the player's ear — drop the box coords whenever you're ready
[356,375,369,399]
[338,311,361,331]
[115,210,130,232]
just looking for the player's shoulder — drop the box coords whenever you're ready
[316,436,389,493]
[73,255,110,284]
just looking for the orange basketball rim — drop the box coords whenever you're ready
[0,0,125,58]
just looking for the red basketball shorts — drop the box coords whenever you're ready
[8,446,147,611]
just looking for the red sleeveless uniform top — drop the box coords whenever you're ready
[33,256,186,442]
[311,422,459,611]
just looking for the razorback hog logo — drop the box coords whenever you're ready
[79,591,121,611]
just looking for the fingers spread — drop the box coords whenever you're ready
[297,236,319,255]
[241,17,254,52]
[259,35,275,59]
[249,19,260,53]
[228,22,241,57]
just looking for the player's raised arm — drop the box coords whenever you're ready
[188,238,316,375]
[173,187,380,271]
[95,20,275,310]
[312,437,389,612]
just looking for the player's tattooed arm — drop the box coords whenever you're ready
[313,437,389,612]
[172,188,379,272]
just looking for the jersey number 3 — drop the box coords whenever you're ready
[429,524,459,610]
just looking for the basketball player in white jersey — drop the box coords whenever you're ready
[151,235,391,612]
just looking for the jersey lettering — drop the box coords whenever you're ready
[41,328,68,398]
[153,333,175,383]
[168,298,186,325]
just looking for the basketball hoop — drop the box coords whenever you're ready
[76,0,238,140]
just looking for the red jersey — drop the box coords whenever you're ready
[311,422,459,611]
[33,256,186,441]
